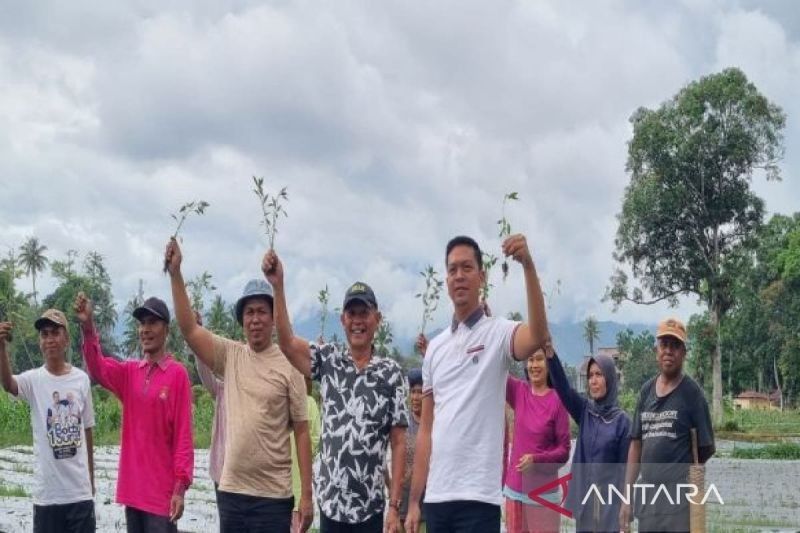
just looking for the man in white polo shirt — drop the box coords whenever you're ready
[405,234,549,533]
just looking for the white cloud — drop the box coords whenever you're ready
[1,0,798,340]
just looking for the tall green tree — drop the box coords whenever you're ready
[723,214,800,407]
[43,251,118,358]
[583,316,600,355]
[617,329,658,394]
[607,68,786,423]
[120,295,143,359]
[19,237,48,306]
[187,272,215,314]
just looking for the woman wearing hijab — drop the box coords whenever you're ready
[504,349,571,533]
[545,344,630,532]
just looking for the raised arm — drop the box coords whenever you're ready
[75,293,126,396]
[0,322,18,396]
[263,250,312,377]
[165,238,217,370]
[546,349,587,423]
[501,235,549,361]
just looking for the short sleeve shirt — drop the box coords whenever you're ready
[310,342,409,524]
[212,335,308,498]
[422,308,520,505]
[15,366,95,505]
[631,375,714,514]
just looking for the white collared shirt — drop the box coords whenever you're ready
[422,309,520,505]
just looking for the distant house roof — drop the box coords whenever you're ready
[597,347,621,359]
[736,390,770,400]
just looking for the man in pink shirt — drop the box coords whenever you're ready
[75,292,194,533]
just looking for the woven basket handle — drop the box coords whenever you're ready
[690,427,699,464]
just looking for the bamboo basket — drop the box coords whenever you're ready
[689,427,706,532]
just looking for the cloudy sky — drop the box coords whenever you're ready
[2,0,799,339]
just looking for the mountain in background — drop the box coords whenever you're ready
[292,313,655,367]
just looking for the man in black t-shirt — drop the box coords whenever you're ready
[620,318,715,533]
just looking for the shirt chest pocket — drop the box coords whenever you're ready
[351,379,392,430]
[259,371,290,415]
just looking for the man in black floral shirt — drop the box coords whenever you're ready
[264,250,409,533]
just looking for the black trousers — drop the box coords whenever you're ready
[33,500,95,533]
[125,506,177,533]
[217,489,293,533]
[637,511,690,533]
[319,509,384,533]
[424,500,500,533]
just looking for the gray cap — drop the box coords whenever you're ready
[235,279,274,324]
[133,297,170,323]
[342,281,378,310]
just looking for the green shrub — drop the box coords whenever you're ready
[731,442,800,460]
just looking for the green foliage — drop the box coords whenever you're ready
[617,328,657,395]
[164,200,210,272]
[732,442,800,460]
[253,176,289,250]
[42,250,118,360]
[0,482,28,497]
[192,385,214,449]
[481,252,497,301]
[498,191,519,281]
[607,67,786,422]
[687,312,715,395]
[204,295,243,341]
[716,214,800,404]
[169,201,210,239]
[416,265,444,336]
[374,320,394,359]
[723,408,800,435]
[186,272,215,314]
[0,392,32,446]
[618,390,638,417]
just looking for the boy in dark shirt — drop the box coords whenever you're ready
[620,318,715,533]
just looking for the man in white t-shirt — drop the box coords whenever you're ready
[0,309,96,533]
[405,235,549,533]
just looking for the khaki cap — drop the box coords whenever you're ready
[34,309,69,331]
[656,317,687,344]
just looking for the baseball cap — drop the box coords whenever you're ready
[133,297,171,323]
[34,309,69,331]
[342,281,378,310]
[656,317,687,344]
[235,279,275,325]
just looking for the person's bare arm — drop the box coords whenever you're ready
[500,235,549,360]
[165,238,217,369]
[0,323,18,396]
[619,439,642,530]
[263,251,312,377]
[387,426,406,531]
[293,421,313,531]
[85,427,95,495]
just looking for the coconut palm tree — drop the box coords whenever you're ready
[19,237,48,306]
[583,315,600,356]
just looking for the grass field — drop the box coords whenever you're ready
[0,385,215,448]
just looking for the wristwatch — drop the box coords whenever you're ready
[388,499,402,512]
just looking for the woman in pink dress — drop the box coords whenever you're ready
[504,348,571,533]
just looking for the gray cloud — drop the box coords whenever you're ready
[1,0,798,338]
